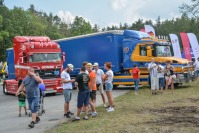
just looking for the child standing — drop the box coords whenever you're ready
[18,90,27,117]
[131,64,140,95]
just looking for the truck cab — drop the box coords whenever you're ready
[3,36,65,95]
[115,30,194,86]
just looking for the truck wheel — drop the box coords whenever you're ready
[3,82,8,95]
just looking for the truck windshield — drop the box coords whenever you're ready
[29,53,61,62]
[155,46,172,57]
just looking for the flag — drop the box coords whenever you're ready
[144,25,155,36]
[180,32,192,60]
[169,34,182,58]
[187,33,199,60]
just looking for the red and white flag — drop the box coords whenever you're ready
[180,32,192,60]
[144,25,155,36]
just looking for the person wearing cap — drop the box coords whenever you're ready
[148,58,159,95]
[73,67,90,121]
[157,62,165,93]
[164,60,174,94]
[86,63,98,117]
[61,64,75,118]
[93,62,106,107]
[193,57,199,79]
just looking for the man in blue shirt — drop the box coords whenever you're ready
[16,67,42,128]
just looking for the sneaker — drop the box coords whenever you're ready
[72,116,80,122]
[91,112,98,117]
[106,107,111,110]
[83,116,89,120]
[106,105,115,109]
[64,113,71,118]
[88,112,92,115]
[68,111,74,115]
[28,121,35,128]
[36,117,40,123]
[103,104,107,108]
[25,112,28,115]
[107,107,114,112]
[19,114,21,117]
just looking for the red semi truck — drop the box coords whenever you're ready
[3,36,65,95]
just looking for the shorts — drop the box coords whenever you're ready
[159,78,165,88]
[63,89,72,103]
[105,83,113,91]
[90,90,96,100]
[27,97,39,113]
[97,83,104,94]
[77,89,90,108]
[195,70,199,78]
[150,76,159,90]
[18,101,26,107]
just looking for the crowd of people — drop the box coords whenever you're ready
[132,58,176,95]
[15,61,115,128]
[14,57,199,128]
[61,62,114,121]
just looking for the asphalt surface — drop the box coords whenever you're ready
[0,86,130,133]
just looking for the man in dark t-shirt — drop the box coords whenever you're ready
[73,67,90,121]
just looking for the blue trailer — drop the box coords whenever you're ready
[56,31,124,76]
[6,48,16,79]
[55,30,193,86]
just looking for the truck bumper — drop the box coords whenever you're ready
[43,79,63,94]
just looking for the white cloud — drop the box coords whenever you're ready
[57,11,75,24]
[110,0,128,10]
[57,11,94,26]
[109,0,191,24]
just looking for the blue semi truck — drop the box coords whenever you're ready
[55,30,193,87]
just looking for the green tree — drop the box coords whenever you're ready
[70,16,93,36]
[179,0,199,17]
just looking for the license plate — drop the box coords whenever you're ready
[44,88,57,93]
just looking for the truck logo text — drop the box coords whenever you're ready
[41,66,54,69]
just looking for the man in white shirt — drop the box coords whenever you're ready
[93,62,106,107]
[193,57,199,79]
[61,64,75,118]
[148,58,159,95]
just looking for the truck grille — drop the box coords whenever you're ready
[35,69,61,79]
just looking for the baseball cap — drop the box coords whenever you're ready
[93,62,99,67]
[67,64,74,71]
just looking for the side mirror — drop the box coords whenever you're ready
[146,46,152,57]
[62,52,66,62]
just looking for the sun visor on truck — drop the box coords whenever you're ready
[123,30,150,40]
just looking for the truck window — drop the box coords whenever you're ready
[155,45,172,57]
[140,46,147,56]
[29,53,61,63]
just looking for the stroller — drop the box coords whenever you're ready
[28,88,46,117]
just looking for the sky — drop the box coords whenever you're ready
[5,0,191,27]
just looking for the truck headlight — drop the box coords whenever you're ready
[30,45,34,49]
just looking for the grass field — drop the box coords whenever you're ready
[46,81,199,133]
